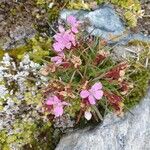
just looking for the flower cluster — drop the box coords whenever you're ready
[45,96,69,117]
[42,15,136,123]
[52,16,80,53]
[80,82,103,105]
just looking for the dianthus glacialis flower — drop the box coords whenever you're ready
[51,53,65,66]
[45,96,69,117]
[80,82,103,105]
[53,15,80,53]
[67,15,80,33]
[53,25,76,52]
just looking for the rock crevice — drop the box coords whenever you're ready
[56,89,150,150]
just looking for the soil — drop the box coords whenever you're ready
[133,1,150,35]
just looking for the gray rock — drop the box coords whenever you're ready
[112,45,143,61]
[60,5,150,45]
[2,26,36,50]
[56,89,150,150]
[60,5,125,40]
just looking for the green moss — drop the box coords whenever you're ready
[65,99,81,118]
[0,35,52,63]
[24,91,43,106]
[36,0,46,5]
[48,5,60,23]
[124,65,150,109]
[28,36,52,63]
[0,48,5,60]
[0,45,30,61]
[22,121,60,150]
[9,45,31,59]
[128,40,150,47]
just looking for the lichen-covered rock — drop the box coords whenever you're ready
[56,89,150,150]
[1,26,36,50]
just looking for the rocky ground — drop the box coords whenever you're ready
[0,1,150,50]
[137,0,150,35]
[56,88,150,150]
[0,0,150,150]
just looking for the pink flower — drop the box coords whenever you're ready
[80,82,103,105]
[53,26,76,52]
[67,15,80,33]
[46,96,69,117]
[51,53,65,66]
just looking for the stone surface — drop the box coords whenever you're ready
[112,45,143,61]
[0,0,37,50]
[60,5,150,45]
[1,26,36,50]
[56,89,150,150]
[60,5,125,40]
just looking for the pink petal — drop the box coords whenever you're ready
[93,90,104,100]
[80,90,90,98]
[46,100,54,105]
[62,101,70,106]
[51,56,60,62]
[58,52,65,58]
[65,42,72,49]
[53,96,61,103]
[71,26,78,33]
[58,26,65,33]
[54,33,62,42]
[53,106,63,117]
[91,82,102,91]
[67,15,77,25]
[51,56,63,65]
[88,95,96,105]
[63,32,72,42]
[45,97,55,105]
[53,42,63,52]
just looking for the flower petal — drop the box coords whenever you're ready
[53,43,63,52]
[58,26,65,33]
[88,95,96,105]
[67,15,77,25]
[51,56,60,62]
[54,33,62,42]
[84,111,92,120]
[62,101,70,106]
[91,82,102,91]
[80,90,90,99]
[65,42,72,49]
[53,96,61,103]
[71,26,78,33]
[45,97,55,105]
[53,106,63,117]
[93,90,104,100]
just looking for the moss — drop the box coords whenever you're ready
[65,98,81,118]
[124,65,150,109]
[36,0,46,5]
[9,45,31,59]
[128,40,150,47]
[0,45,30,61]
[0,35,52,63]
[0,48,5,60]
[47,5,60,23]
[24,92,43,105]
[22,121,61,150]
[29,36,52,63]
